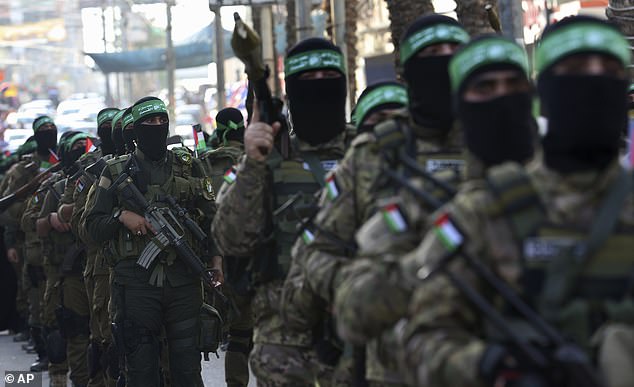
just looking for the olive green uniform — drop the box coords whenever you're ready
[212,134,345,386]
[40,176,90,386]
[201,140,252,387]
[84,149,218,387]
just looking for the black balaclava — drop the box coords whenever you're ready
[122,107,136,153]
[215,107,245,145]
[62,132,90,174]
[354,80,408,134]
[131,96,169,161]
[96,108,119,156]
[400,15,469,131]
[285,38,347,146]
[32,116,58,156]
[536,16,630,173]
[111,110,126,156]
[451,36,535,167]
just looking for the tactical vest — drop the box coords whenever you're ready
[106,150,212,274]
[200,144,243,192]
[372,116,464,200]
[255,150,337,284]
[485,164,634,350]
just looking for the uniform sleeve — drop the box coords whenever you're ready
[20,193,44,234]
[83,168,121,243]
[2,165,27,248]
[190,158,220,258]
[211,155,269,257]
[72,177,93,244]
[394,197,490,387]
[332,179,446,344]
[300,142,372,303]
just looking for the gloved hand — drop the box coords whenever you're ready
[479,344,549,387]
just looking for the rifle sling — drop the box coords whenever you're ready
[540,167,633,317]
[300,151,327,188]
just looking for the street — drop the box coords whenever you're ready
[0,331,256,386]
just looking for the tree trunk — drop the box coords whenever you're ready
[606,0,634,78]
[455,0,497,36]
[286,0,297,51]
[345,0,359,101]
[384,0,435,76]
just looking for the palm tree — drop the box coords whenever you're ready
[455,0,497,36]
[384,0,435,75]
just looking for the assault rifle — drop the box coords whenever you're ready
[110,158,222,292]
[231,12,289,158]
[0,161,62,212]
[393,174,603,386]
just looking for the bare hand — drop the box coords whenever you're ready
[49,213,71,233]
[118,210,155,236]
[7,248,19,263]
[244,101,281,162]
[210,255,224,285]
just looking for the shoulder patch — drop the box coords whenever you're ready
[380,203,408,233]
[223,166,237,184]
[98,175,111,189]
[325,172,339,201]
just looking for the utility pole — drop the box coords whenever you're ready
[212,6,225,110]
[295,0,311,41]
[101,2,112,106]
[165,0,176,127]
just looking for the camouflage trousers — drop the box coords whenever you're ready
[249,343,333,387]
[85,270,116,387]
[224,291,253,387]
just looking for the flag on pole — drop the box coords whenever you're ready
[86,137,97,153]
[48,149,59,164]
[193,125,206,155]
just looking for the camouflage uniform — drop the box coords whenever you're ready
[201,140,253,387]
[73,151,117,387]
[287,109,463,385]
[212,134,345,387]
[395,160,634,387]
[40,176,90,387]
[24,172,69,384]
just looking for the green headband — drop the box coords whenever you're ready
[284,49,346,77]
[33,116,54,132]
[65,132,90,152]
[354,85,408,127]
[97,109,119,126]
[535,22,630,74]
[112,110,125,128]
[132,99,168,123]
[400,24,470,64]
[216,120,244,132]
[450,37,529,91]
[122,111,134,129]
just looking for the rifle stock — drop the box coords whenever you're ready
[0,162,62,213]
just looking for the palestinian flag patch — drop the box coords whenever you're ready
[223,167,237,184]
[433,213,464,252]
[301,228,315,244]
[325,174,339,201]
[76,179,85,193]
[381,203,407,233]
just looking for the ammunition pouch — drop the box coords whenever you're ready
[312,315,343,367]
[45,328,67,364]
[198,303,223,361]
[61,243,86,274]
[55,304,90,339]
[26,264,46,288]
[87,340,103,378]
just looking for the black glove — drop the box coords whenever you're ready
[479,344,549,387]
